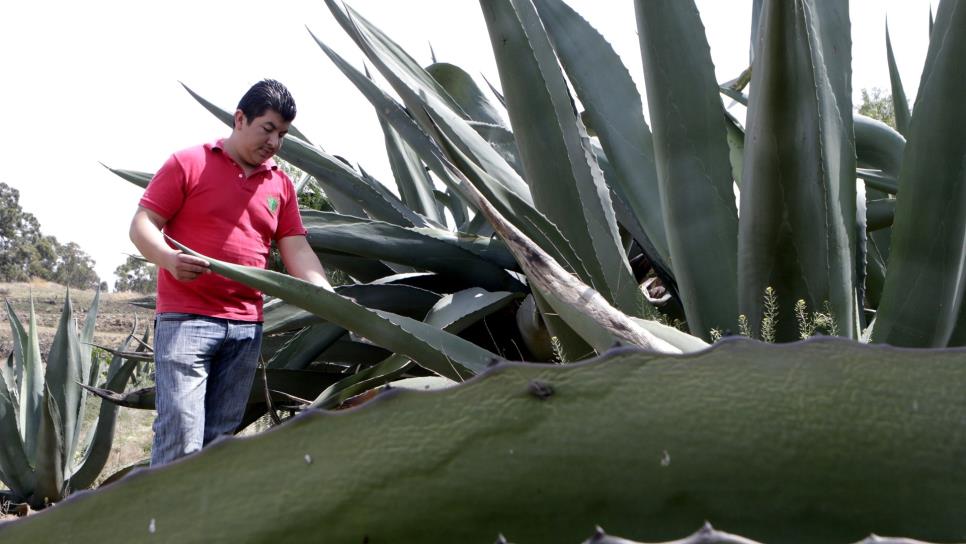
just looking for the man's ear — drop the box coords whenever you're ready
[233,110,247,130]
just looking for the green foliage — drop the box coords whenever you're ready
[858,87,897,129]
[112,255,156,294]
[0,182,100,288]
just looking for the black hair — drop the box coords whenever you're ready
[236,79,296,123]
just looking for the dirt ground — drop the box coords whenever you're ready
[0,280,157,521]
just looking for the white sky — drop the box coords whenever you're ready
[0,0,938,286]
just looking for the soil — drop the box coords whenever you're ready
[0,280,155,362]
[0,280,157,524]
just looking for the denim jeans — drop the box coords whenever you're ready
[151,313,262,466]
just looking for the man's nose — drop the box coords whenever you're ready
[268,133,280,148]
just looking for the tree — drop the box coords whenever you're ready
[857,87,896,129]
[0,181,101,288]
[113,255,157,293]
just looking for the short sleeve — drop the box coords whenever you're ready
[139,154,187,220]
[274,172,307,240]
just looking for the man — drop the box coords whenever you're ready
[130,79,332,466]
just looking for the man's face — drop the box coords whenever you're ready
[232,108,291,168]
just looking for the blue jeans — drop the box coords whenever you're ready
[151,313,262,466]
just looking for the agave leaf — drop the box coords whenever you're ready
[634,0,740,339]
[101,164,153,189]
[854,114,906,178]
[467,121,523,176]
[872,0,966,347]
[378,115,445,224]
[67,353,139,491]
[738,0,857,341]
[264,284,442,335]
[426,62,505,127]
[8,340,966,541]
[315,339,391,366]
[856,168,899,195]
[319,4,535,203]
[79,385,155,410]
[311,31,592,285]
[31,389,65,509]
[4,300,27,393]
[72,289,100,461]
[313,288,520,409]
[180,83,427,228]
[435,188,468,228]
[267,324,347,371]
[628,318,708,354]
[43,294,84,476]
[534,0,671,269]
[172,238,499,381]
[866,199,896,231]
[885,20,912,136]
[0,368,35,497]
[481,0,644,318]
[0,354,17,420]
[301,211,525,293]
[19,297,44,459]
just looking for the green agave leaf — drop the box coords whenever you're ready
[315,339,391,366]
[378,115,445,224]
[31,389,65,509]
[180,83,427,228]
[0,368,35,498]
[4,299,27,393]
[866,199,896,231]
[313,288,520,409]
[43,294,84,476]
[20,297,44,460]
[738,0,857,341]
[634,0,740,339]
[856,168,899,195]
[319,4,535,204]
[264,284,442,335]
[534,0,671,269]
[0,354,17,421]
[302,211,525,293]
[872,0,966,347]
[310,31,590,284]
[171,238,499,381]
[267,324,346,371]
[854,114,905,178]
[435,188,468,228]
[68,354,139,490]
[467,121,523,176]
[101,164,152,189]
[481,0,644,318]
[72,289,100,464]
[426,62,505,127]
[313,250,394,283]
[885,21,912,136]
[7,340,966,541]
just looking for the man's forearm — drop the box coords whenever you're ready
[129,207,209,281]
[278,235,334,290]
[130,209,177,267]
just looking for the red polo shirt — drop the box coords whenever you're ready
[139,140,306,321]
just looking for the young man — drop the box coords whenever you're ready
[130,79,332,466]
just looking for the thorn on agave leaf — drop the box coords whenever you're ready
[527,380,554,400]
[494,534,509,544]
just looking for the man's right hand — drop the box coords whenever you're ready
[164,251,210,281]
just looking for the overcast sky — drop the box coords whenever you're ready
[0,0,938,286]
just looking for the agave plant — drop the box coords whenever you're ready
[99,0,963,412]
[0,292,142,510]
